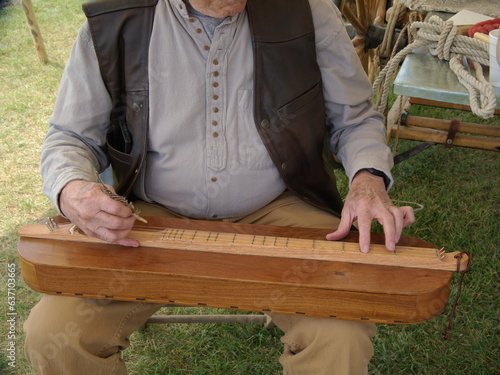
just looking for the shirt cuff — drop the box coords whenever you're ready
[359,168,391,189]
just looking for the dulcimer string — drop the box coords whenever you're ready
[127,224,444,260]
[33,219,469,270]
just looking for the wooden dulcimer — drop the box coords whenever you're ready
[17,216,469,324]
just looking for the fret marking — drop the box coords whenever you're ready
[171,229,179,240]
[285,238,289,249]
[160,228,169,240]
[261,236,266,247]
[251,235,256,246]
[231,234,236,245]
[191,231,198,242]
[166,229,175,240]
[178,230,185,240]
[312,240,315,250]
[206,232,212,243]
[214,232,219,243]
[273,237,277,248]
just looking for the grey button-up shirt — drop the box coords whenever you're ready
[41,0,392,219]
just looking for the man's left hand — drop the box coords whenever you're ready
[326,170,414,253]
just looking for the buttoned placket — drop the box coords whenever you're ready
[183,10,235,219]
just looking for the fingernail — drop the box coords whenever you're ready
[361,245,369,253]
[389,241,395,251]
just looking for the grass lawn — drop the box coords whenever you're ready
[1,1,498,374]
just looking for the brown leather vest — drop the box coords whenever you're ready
[83,0,344,216]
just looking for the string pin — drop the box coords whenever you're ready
[438,247,446,261]
[45,217,59,232]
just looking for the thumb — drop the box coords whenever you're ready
[326,215,352,241]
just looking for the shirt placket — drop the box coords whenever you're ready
[206,31,228,219]
[183,10,233,219]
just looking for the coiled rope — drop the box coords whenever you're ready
[373,15,497,119]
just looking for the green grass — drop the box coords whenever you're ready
[1,1,499,374]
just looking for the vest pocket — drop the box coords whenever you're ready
[107,137,134,189]
[276,82,322,119]
[106,117,138,195]
[237,89,275,170]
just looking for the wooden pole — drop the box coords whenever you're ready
[391,126,500,152]
[22,0,48,63]
[410,97,500,115]
[145,314,268,325]
[385,96,411,143]
[405,116,500,138]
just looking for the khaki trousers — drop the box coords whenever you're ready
[24,192,376,374]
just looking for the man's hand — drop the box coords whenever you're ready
[326,170,414,253]
[59,180,139,247]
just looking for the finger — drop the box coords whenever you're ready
[377,211,397,251]
[117,238,140,247]
[357,215,373,253]
[389,206,405,244]
[326,210,353,241]
[94,209,136,231]
[93,226,139,247]
[401,206,415,227]
[97,194,135,219]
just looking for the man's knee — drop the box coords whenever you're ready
[275,314,377,352]
[273,315,376,374]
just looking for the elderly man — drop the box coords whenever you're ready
[24,0,414,374]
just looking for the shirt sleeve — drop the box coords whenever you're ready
[309,0,394,189]
[40,21,113,210]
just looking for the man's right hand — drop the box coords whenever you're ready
[59,180,139,247]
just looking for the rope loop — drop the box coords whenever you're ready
[374,15,495,119]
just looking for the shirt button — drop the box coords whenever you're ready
[179,4,183,9]
[212,82,219,87]
[261,119,270,128]
[189,18,195,23]
[213,94,219,100]
[211,177,217,182]
[204,45,209,51]
[213,71,219,77]
[212,120,218,126]
[213,107,219,113]
[213,132,219,138]
[213,59,219,65]
[196,28,202,34]
[281,162,288,171]
[212,214,218,219]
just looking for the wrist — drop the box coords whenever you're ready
[358,168,390,189]
[58,179,87,216]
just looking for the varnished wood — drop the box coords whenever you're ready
[18,218,467,271]
[386,95,411,143]
[391,125,500,151]
[409,97,500,115]
[405,116,500,138]
[17,217,462,324]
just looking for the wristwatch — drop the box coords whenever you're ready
[361,168,390,189]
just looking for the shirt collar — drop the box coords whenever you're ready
[168,0,244,23]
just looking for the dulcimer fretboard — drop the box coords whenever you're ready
[18,220,468,271]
